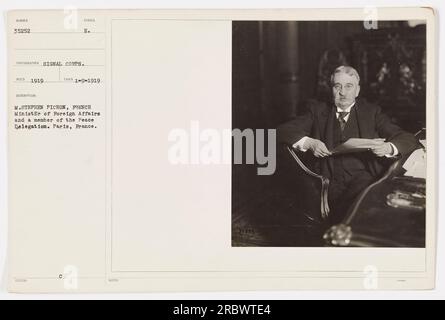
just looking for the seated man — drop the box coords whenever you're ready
[277,65,419,223]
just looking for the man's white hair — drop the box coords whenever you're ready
[330,65,360,85]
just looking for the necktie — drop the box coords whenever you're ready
[338,111,349,131]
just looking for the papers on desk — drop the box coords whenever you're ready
[331,138,385,155]
[403,147,426,179]
[330,139,427,179]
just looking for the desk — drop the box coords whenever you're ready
[324,169,426,247]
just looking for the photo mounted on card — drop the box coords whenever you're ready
[7,8,437,292]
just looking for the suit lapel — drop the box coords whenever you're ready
[320,104,335,175]
[343,107,357,137]
[354,100,374,138]
[323,105,335,150]
[354,100,380,176]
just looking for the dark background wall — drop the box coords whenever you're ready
[232,21,426,133]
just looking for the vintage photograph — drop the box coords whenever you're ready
[6,7,437,293]
[232,20,427,247]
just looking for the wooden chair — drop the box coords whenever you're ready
[278,145,330,224]
[281,143,409,226]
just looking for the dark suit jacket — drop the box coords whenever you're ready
[277,99,420,179]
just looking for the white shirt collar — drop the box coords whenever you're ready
[336,101,356,113]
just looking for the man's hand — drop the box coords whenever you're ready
[303,138,332,158]
[371,142,393,157]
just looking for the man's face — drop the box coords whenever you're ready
[332,72,360,109]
